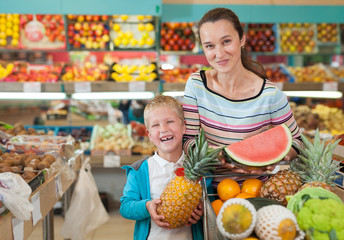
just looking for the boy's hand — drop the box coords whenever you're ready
[188,202,203,225]
[146,199,170,229]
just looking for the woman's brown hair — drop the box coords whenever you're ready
[197,8,267,79]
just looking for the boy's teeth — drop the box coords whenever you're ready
[161,136,173,141]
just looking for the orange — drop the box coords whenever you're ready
[217,178,241,201]
[235,192,255,199]
[211,199,223,216]
[241,178,263,197]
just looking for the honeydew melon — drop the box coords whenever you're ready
[224,124,292,167]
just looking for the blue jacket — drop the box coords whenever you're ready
[120,158,204,240]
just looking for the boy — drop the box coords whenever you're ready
[120,95,204,240]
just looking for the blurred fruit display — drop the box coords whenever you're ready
[329,67,344,80]
[20,14,66,49]
[91,123,135,155]
[60,61,109,82]
[66,14,110,50]
[0,13,20,49]
[0,61,14,80]
[279,23,317,53]
[110,15,155,49]
[264,64,291,82]
[1,62,63,82]
[160,66,198,83]
[287,63,337,82]
[245,23,276,52]
[160,22,196,51]
[316,23,339,44]
[110,59,158,82]
[312,104,344,136]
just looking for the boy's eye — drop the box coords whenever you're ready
[151,124,158,128]
[167,120,174,124]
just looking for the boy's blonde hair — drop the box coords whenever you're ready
[144,95,184,127]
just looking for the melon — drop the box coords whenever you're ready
[224,124,292,167]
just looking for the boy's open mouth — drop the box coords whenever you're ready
[160,136,173,142]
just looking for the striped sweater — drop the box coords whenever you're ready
[182,70,303,155]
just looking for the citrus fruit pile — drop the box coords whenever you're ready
[211,178,263,216]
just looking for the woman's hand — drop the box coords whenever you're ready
[220,155,278,174]
[188,202,204,225]
[146,199,170,229]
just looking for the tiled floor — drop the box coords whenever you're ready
[27,210,135,240]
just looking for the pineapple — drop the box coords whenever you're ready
[259,169,302,206]
[291,128,341,192]
[157,129,222,229]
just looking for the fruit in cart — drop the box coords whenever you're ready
[255,205,304,240]
[217,178,241,201]
[157,129,222,229]
[246,197,283,211]
[216,198,256,240]
[235,192,255,199]
[259,169,302,206]
[211,199,223,216]
[241,178,263,197]
[224,124,292,167]
[290,129,341,192]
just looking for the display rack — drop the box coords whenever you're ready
[0,155,82,240]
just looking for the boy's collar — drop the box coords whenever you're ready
[153,151,185,167]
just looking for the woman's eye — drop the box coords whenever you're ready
[224,39,231,44]
[205,44,213,49]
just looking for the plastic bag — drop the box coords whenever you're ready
[0,172,33,220]
[60,157,109,240]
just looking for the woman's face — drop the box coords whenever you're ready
[199,19,245,74]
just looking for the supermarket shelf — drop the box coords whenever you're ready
[90,154,149,168]
[2,82,343,93]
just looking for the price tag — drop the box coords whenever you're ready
[274,82,284,91]
[129,81,145,92]
[31,193,42,226]
[74,82,92,93]
[12,217,24,240]
[55,174,63,198]
[323,82,338,91]
[104,155,121,168]
[23,82,41,92]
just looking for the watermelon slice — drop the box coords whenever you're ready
[224,124,292,167]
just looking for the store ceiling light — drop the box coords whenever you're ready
[163,91,343,99]
[0,92,67,100]
[71,92,155,100]
[284,91,343,99]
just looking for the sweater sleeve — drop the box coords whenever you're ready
[270,87,303,150]
[120,167,150,221]
[182,72,201,152]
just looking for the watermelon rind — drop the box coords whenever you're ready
[224,124,292,167]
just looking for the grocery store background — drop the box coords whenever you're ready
[1,0,344,239]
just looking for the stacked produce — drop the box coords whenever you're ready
[210,126,344,239]
[130,121,156,155]
[264,64,291,82]
[329,66,344,80]
[317,23,339,43]
[160,22,195,51]
[311,104,344,136]
[245,23,276,52]
[0,122,45,136]
[279,23,316,53]
[0,151,56,182]
[1,62,63,82]
[287,64,338,82]
[0,13,20,48]
[60,62,109,82]
[110,62,157,82]
[66,14,110,50]
[20,14,66,49]
[91,123,135,155]
[160,66,198,83]
[111,15,155,49]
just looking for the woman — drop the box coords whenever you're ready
[182,8,303,179]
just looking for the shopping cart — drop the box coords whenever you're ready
[201,173,271,240]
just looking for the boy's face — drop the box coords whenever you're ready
[146,106,186,159]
